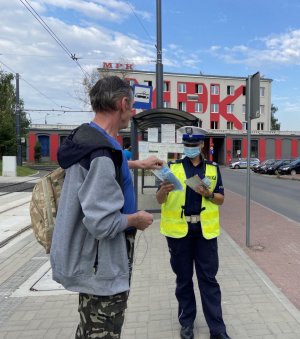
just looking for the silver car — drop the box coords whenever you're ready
[230,158,260,169]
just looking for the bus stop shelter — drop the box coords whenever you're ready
[130,108,199,212]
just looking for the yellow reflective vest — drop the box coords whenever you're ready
[160,161,221,239]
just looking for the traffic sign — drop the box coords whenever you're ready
[132,85,152,109]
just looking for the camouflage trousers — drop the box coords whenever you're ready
[75,292,128,339]
[75,232,136,338]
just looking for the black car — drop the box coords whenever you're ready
[255,159,276,174]
[265,159,293,175]
[277,158,300,175]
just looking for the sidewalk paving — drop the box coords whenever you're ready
[0,175,300,338]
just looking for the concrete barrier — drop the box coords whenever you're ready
[2,156,17,177]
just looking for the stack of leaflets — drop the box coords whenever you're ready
[184,175,211,192]
[152,165,183,191]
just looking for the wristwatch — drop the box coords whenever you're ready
[207,192,214,200]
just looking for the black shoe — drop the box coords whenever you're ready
[180,326,194,339]
[210,333,231,339]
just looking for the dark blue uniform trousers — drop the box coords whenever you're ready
[166,224,226,336]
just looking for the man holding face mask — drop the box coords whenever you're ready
[156,126,230,339]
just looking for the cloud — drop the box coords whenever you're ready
[33,0,151,22]
[207,29,300,67]
[0,1,156,125]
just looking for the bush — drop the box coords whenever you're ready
[34,141,42,162]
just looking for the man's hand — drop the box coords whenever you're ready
[128,156,163,170]
[142,155,163,169]
[127,210,154,231]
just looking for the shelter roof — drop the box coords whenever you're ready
[132,108,199,131]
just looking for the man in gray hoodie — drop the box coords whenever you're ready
[50,76,162,338]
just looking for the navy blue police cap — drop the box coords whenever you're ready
[178,126,208,146]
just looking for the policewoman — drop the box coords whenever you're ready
[156,126,231,339]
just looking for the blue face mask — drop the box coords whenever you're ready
[183,146,201,158]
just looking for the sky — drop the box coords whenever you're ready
[1,0,300,130]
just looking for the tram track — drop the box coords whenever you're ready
[0,178,39,196]
[0,225,32,249]
[0,176,42,249]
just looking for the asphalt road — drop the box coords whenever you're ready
[221,167,300,223]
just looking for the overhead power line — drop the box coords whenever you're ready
[125,1,154,44]
[0,59,16,74]
[21,77,63,108]
[24,109,92,112]
[0,59,75,109]
[19,0,88,76]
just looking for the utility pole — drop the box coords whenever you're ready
[15,73,22,166]
[156,0,163,109]
[245,72,260,247]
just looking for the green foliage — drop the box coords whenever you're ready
[34,141,42,162]
[0,71,30,157]
[271,104,280,130]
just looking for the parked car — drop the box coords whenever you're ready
[265,159,293,175]
[252,160,265,172]
[256,159,276,174]
[277,158,300,175]
[229,158,260,169]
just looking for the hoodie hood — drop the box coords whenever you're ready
[57,123,118,169]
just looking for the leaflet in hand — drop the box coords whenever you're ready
[184,175,211,192]
[152,165,183,191]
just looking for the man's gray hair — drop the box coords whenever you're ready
[89,76,133,113]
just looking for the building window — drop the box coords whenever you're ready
[243,122,248,130]
[243,86,246,95]
[227,104,234,114]
[163,81,170,92]
[195,84,203,94]
[257,122,264,130]
[227,85,234,95]
[227,122,234,130]
[195,103,203,113]
[211,85,219,95]
[144,80,152,86]
[210,121,218,129]
[178,102,186,111]
[199,119,203,128]
[178,83,186,93]
[211,103,219,113]
[251,140,259,157]
[260,105,265,114]
[60,135,67,145]
[233,139,242,158]
[260,87,265,97]
[163,101,170,108]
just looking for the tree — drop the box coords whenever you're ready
[271,104,280,130]
[81,59,133,105]
[0,70,30,157]
[34,141,42,162]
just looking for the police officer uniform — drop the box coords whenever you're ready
[159,127,231,339]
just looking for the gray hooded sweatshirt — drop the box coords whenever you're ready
[50,124,130,296]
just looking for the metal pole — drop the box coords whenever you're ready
[156,0,163,108]
[246,75,251,247]
[131,119,138,211]
[15,73,22,166]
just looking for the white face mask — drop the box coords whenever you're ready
[183,146,201,158]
